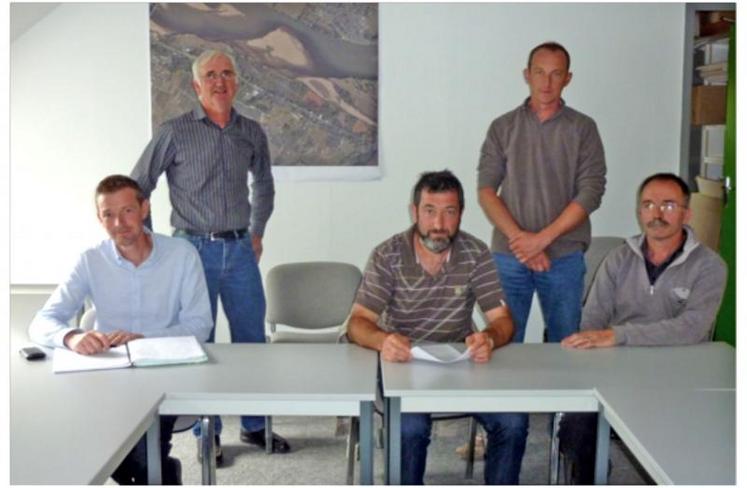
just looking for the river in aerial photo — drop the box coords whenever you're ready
[150,3,378,167]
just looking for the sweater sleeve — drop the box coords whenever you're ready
[580,252,618,331]
[476,119,507,191]
[612,254,728,346]
[572,119,606,215]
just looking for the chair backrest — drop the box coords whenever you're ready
[583,236,625,304]
[265,262,362,330]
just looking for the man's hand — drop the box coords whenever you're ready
[381,333,412,362]
[509,231,552,263]
[465,332,495,363]
[64,330,112,355]
[106,330,144,346]
[561,329,616,349]
[251,235,263,262]
[525,252,551,272]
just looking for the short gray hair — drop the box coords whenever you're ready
[191,50,240,83]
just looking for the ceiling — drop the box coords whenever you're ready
[10,3,60,42]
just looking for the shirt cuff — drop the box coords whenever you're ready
[611,326,627,346]
[54,327,82,349]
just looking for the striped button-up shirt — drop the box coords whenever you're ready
[354,227,506,343]
[132,106,275,236]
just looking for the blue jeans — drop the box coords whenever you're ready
[492,251,585,343]
[177,232,267,436]
[401,412,528,484]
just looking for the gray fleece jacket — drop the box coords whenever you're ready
[581,227,727,346]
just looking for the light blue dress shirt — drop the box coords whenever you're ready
[29,231,213,348]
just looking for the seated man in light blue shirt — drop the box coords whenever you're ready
[29,174,212,485]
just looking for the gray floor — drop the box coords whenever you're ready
[160,414,651,485]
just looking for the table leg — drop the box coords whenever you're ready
[359,401,374,485]
[146,414,162,485]
[386,397,401,485]
[201,416,217,485]
[383,397,389,483]
[549,412,563,484]
[594,409,610,485]
[265,416,273,455]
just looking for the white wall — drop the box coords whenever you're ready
[10,3,685,342]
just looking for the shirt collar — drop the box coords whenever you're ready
[640,229,687,267]
[521,97,567,122]
[193,105,238,127]
[109,227,157,269]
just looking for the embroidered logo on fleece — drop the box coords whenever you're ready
[672,287,690,303]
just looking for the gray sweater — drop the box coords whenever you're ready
[581,227,727,346]
[477,99,606,259]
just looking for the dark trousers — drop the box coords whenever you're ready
[110,415,180,485]
[559,412,598,485]
[401,412,529,484]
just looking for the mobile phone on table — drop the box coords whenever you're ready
[19,346,47,360]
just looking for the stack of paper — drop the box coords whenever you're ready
[697,62,728,85]
[128,336,208,367]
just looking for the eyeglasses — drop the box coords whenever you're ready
[639,201,687,213]
[202,70,236,81]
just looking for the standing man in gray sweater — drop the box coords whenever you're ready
[559,172,727,483]
[477,41,607,345]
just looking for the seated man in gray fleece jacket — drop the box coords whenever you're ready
[558,172,727,483]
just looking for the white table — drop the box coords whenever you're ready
[381,343,735,485]
[597,387,735,484]
[10,296,378,485]
[156,343,378,484]
[10,295,165,484]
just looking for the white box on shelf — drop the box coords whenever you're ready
[702,157,724,180]
[700,40,729,64]
[701,125,726,158]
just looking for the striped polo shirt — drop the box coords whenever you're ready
[355,227,506,343]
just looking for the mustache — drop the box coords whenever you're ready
[647,219,669,228]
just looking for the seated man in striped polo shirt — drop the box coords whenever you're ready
[347,170,527,485]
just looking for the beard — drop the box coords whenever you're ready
[416,227,456,254]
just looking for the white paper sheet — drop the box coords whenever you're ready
[411,344,470,364]
[53,345,131,373]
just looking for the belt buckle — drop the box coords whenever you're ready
[209,232,219,241]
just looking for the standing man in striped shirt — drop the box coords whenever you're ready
[347,170,527,484]
[131,49,289,463]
